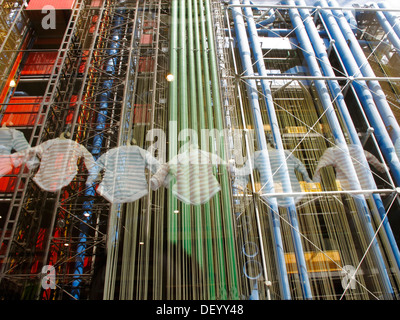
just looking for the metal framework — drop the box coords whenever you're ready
[0,0,171,300]
[223,0,400,300]
[1,0,400,300]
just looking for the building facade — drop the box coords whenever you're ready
[0,0,400,300]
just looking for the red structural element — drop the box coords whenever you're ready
[140,20,155,45]
[133,104,151,124]
[26,0,76,10]
[0,167,26,193]
[21,52,58,76]
[1,96,43,127]
[138,57,155,72]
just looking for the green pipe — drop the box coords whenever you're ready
[178,0,193,286]
[188,0,205,298]
[193,0,216,299]
[204,0,240,299]
[199,0,239,300]
[167,0,179,298]
[205,0,239,299]
[169,0,239,300]
[198,0,226,300]
[188,0,198,134]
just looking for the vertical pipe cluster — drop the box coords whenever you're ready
[231,0,314,299]
[374,3,400,159]
[167,0,239,300]
[197,0,217,298]
[286,0,395,299]
[372,3,400,55]
[378,2,400,40]
[230,0,400,299]
[317,0,400,185]
[329,0,400,149]
[231,0,287,299]
[296,0,400,286]
[239,0,293,300]
[71,6,125,300]
[167,0,178,248]
[205,0,240,299]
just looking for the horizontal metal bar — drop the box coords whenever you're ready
[241,75,400,82]
[227,3,400,13]
[259,188,398,198]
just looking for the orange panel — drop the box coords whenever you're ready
[2,97,42,127]
[21,52,57,75]
[285,250,342,274]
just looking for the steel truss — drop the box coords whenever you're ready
[0,0,170,300]
[223,1,400,300]
[102,0,171,300]
[1,0,400,301]
[0,0,29,105]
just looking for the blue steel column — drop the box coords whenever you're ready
[372,3,400,55]
[243,0,316,300]
[285,0,357,171]
[230,0,291,300]
[317,0,400,186]
[232,0,314,299]
[296,0,400,283]
[328,0,400,158]
[286,0,395,299]
[231,0,293,300]
[319,0,399,298]
[71,8,125,300]
[378,2,400,40]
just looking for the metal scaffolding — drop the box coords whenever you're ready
[0,0,172,299]
[1,0,400,300]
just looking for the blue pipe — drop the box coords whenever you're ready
[243,0,314,300]
[286,0,363,187]
[372,3,400,55]
[317,0,400,187]
[296,0,400,281]
[285,0,360,183]
[378,2,400,41]
[343,9,357,33]
[328,0,400,155]
[224,28,295,38]
[230,0,294,300]
[71,9,125,300]
[256,8,276,27]
[289,0,395,299]
[224,28,330,39]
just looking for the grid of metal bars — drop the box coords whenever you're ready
[1,0,400,300]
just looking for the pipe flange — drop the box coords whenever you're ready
[264,280,272,287]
